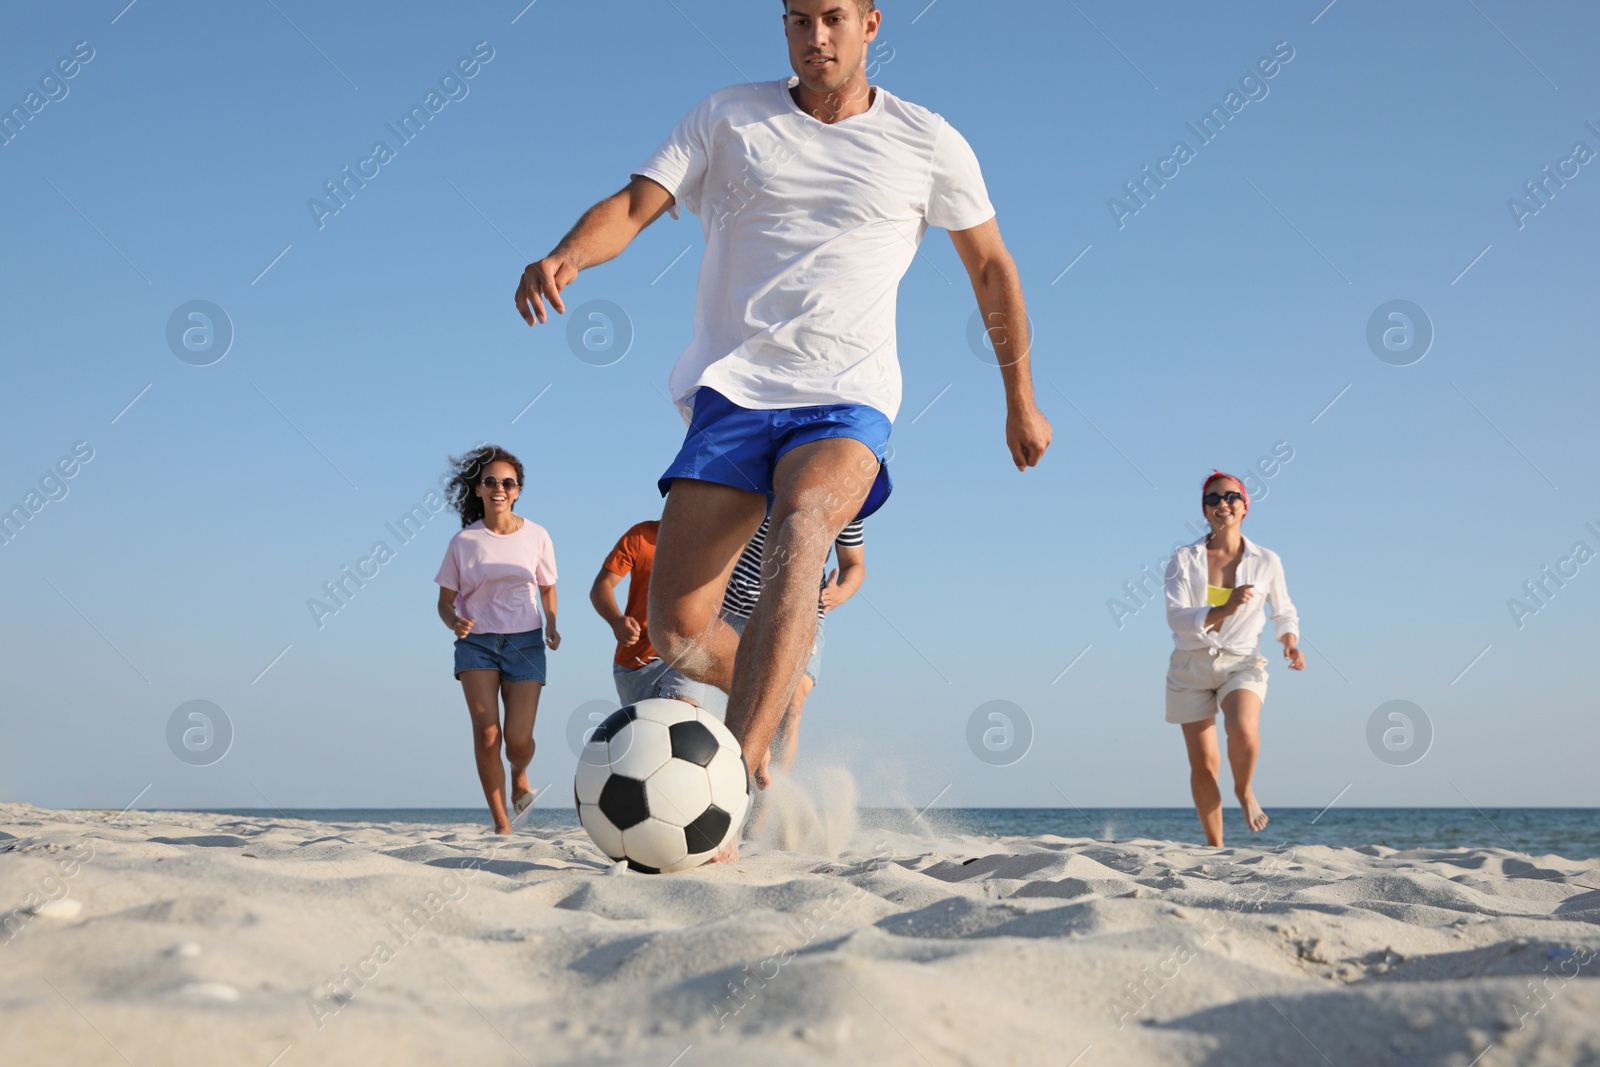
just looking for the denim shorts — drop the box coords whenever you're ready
[454,629,547,683]
[722,612,826,683]
[613,659,669,706]
[805,617,825,684]
[658,388,893,520]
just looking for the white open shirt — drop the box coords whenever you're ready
[1164,535,1299,655]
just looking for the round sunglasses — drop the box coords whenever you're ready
[480,476,520,491]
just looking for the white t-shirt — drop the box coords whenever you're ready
[634,79,995,423]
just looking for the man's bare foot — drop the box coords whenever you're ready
[510,780,535,817]
[709,839,740,863]
[493,820,513,835]
[751,748,773,791]
[1239,792,1269,833]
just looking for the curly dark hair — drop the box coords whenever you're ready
[445,444,526,529]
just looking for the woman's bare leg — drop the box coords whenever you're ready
[1221,690,1267,833]
[1181,718,1224,846]
[461,670,513,834]
[502,679,542,816]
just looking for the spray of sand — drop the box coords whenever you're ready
[748,764,859,857]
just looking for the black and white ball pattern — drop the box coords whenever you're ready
[574,698,750,873]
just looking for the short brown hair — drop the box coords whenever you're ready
[783,1,877,16]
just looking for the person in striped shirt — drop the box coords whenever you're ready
[659,517,866,779]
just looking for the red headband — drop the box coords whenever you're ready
[1203,469,1248,512]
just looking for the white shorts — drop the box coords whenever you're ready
[1165,647,1269,724]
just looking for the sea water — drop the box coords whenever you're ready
[198,806,1600,860]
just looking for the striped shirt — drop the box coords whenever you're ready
[721,518,865,620]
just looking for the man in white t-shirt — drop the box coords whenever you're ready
[514,0,1051,842]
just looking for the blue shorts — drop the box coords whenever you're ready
[454,629,547,683]
[658,388,893,520]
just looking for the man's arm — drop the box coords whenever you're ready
[948,219,1052,471]
[515,175,677,325]
[820,543,865,613]
[590,567,641,646]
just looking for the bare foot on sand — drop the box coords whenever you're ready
[743,788,769,840]
[711,770,767,863]
[708,748,766,862]
[1239,792,1269,833]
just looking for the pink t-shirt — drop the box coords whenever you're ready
[434,519,558,634]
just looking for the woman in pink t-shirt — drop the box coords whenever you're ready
[434,445,560,835]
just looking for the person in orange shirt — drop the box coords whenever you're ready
[590,520,668,705]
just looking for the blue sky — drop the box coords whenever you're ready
[2,0,1596,816]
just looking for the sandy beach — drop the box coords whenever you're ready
[4,794,1599,1067]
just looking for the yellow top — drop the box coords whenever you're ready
[1206,584,1232,607]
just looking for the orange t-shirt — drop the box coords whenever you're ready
[602,521,659,667]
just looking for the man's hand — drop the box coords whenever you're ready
[948,220,1051,473]
[453,615,475,639]
[819,569,845,613]
[515,256,578,326]
[1006,400,1052,471]
[611,616,642,645]
[513,178,676,327]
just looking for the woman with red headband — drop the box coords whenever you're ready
[1164,470,1304,846]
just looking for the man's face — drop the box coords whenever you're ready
[783,1,880,97]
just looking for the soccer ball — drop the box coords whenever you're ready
[574,698,750,873]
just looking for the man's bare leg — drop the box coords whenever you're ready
[725,438,876,787]
[743,676,812,839]
[647,478,768,697]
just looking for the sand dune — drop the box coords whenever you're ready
[3,798,1599,1066]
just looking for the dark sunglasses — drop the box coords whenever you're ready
[1203,491,1244,507]
[480,476,520,491]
